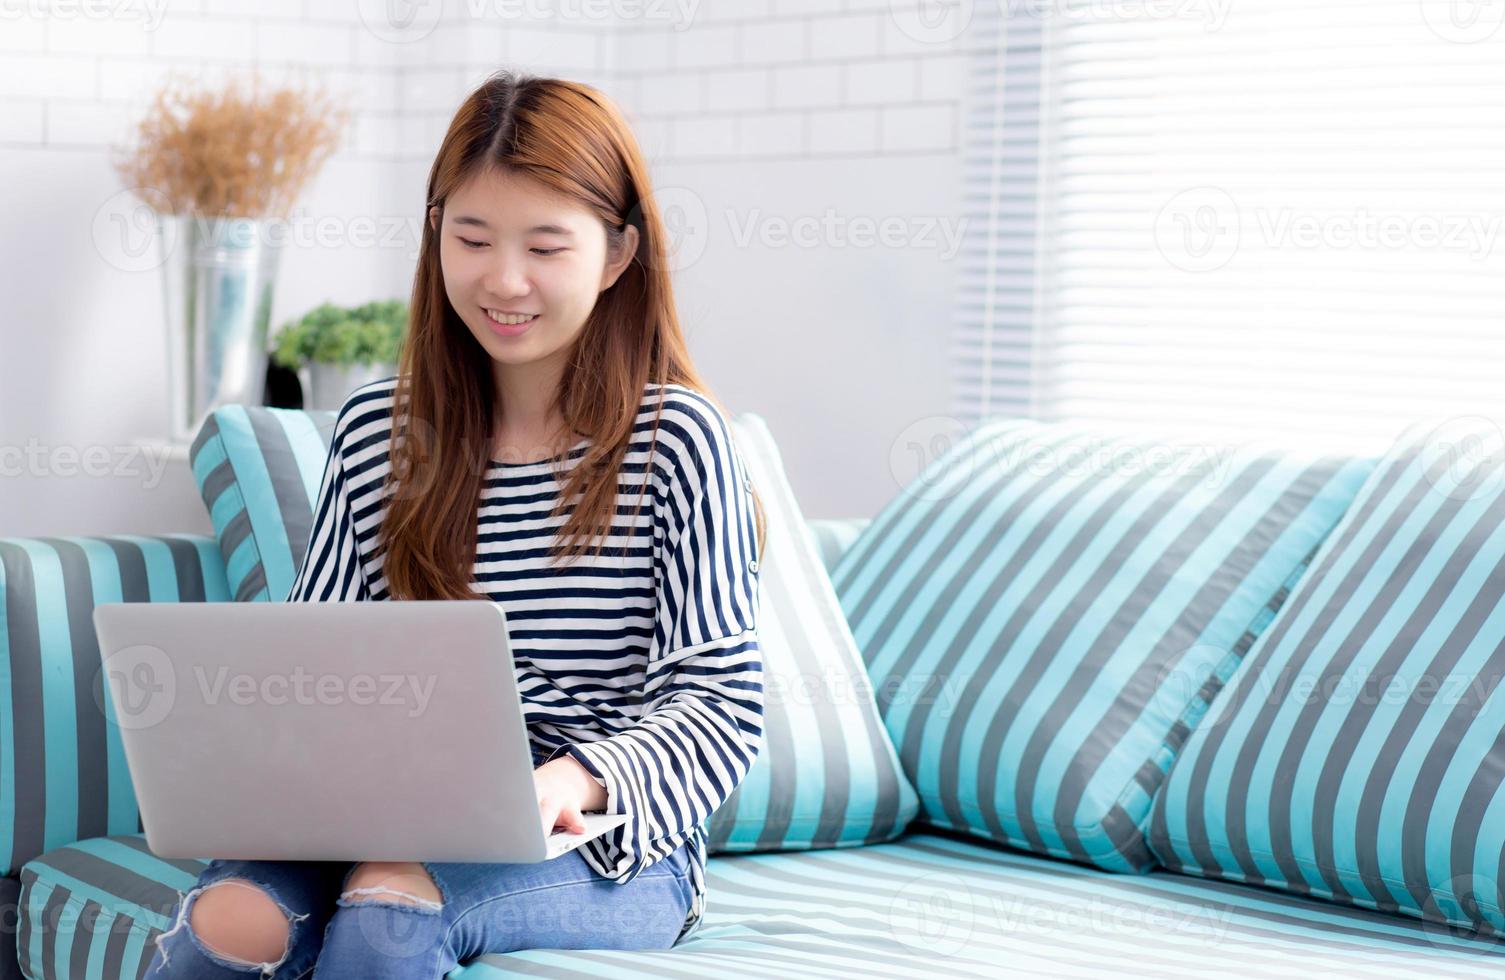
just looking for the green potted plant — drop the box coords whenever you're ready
[272,299,408,410]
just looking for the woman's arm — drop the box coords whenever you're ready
[537,400,764,878]
[286,396,373,603]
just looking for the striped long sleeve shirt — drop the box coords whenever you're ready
[283,376,764,942]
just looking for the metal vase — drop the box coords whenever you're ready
[304,361,398,412]
[159,214,283,444]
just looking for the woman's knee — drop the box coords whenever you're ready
[321,863,449,972]
[341,861,444,911]
[187,878,294,965]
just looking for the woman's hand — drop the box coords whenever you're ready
[533,755,607,838]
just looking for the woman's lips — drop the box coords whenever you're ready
[484,309,538,336]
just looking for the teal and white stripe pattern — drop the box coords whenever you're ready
[805,518,872,573]
[188,405,339,603]
[18,836,199,979]
[708,419,917,852]
[0,535,229,880]
[19,829,1504,978]
[1150,418,1505,935]
[829,418,1376,871]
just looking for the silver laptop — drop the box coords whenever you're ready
[92,599,627,863]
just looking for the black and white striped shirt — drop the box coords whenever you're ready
[284,376,764,942]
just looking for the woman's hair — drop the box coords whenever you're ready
[379,69,768,600]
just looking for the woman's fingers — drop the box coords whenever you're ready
[538,797,588,836]
[538,797,559,837]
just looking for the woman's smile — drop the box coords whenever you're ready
[483,307,539,336]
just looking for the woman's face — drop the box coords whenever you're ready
[430,166,636,376]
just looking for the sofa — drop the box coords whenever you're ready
[6,404,1505,978]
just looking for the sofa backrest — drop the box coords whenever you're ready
[824,418,1379,873]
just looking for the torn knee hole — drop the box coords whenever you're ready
[340,884,445,911]
[155,878,308,978]
[340,863,444,912]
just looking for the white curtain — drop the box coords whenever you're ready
[953,0,1505,453]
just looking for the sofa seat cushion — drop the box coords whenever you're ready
[19,832,1504,979]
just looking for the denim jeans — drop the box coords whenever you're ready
[142,844,694,979]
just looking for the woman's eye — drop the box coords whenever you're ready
[457,239,560,255]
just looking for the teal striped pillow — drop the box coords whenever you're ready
[186,404,918,852]
[0,534,229,877]
[709,417,918,851]
[189,404,339,603]
[1150,418,1505,934]
[830,418,1375,871]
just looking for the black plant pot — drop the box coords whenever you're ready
[263,359,304,409]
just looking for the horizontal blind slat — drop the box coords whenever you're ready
[954,5,1505,447]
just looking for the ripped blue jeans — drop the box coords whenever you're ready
[141,844,693,979]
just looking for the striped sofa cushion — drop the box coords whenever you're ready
[19,830,1505,979]
[188,404,339,603]
[830,418,1376,871]
[16,834,479,980]
[1150,418,1505,935]
[183,404,918,852]
[709,417,917,851]
[0,535,229,878]
[805,518,872,572]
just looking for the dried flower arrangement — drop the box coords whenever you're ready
[110,68,352,219]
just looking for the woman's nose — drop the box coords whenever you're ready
[483,260,530,297]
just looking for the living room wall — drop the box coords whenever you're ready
[0,0,971,536]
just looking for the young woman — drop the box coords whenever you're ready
[145,71,767,979]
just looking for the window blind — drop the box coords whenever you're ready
[953,4,1050,427]
[954,0,1505,454]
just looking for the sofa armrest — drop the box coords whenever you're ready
[804,517,872,573]
[0,534,228,877]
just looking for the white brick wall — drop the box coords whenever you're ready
[0,2,972,161]
[0,1,978,533]
[0,2,612,159]
[610,6,968,163]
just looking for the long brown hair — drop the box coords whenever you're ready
[379,70,767,600]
